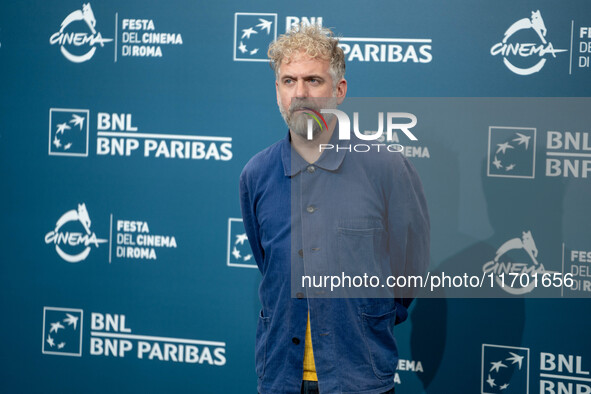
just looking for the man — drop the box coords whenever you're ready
[240,24,429,394]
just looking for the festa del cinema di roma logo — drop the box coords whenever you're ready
[44,203,107,263]
[50,3,112,63]
[482,231,556,295]
[44,203,178,263]
[490,10,566,75]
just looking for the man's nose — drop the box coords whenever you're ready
[294,79,308,98]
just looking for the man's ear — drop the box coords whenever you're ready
[275,80,280,107]
[336,78,347,105]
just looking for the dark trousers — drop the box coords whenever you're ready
[301,381,395,394]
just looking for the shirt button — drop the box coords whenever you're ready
[296,292,305,299]
[307,165,316,173]
[292,337,300,345]
[298,249,303,257]
[306,206,316,213]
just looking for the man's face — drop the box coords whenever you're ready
[276,51,346,139]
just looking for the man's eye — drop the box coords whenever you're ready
[284,79,293,84]
[309,79,319,84]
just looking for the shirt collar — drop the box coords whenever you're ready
[281,128,346,177]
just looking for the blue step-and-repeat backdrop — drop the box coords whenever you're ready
[1,1,590,393]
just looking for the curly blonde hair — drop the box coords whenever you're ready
[268,24,345,87]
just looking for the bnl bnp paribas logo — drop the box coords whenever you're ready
[49,108,90,156]
[233,13,277,61]
[481,344,530,394]
[50,3,113,63]
[48,108,233,161]
[490,10,566,75]
[42,308,227,365]
[227,218,256,268]
[42,307,83,356]
[233,13,432,64]
[487,127,536,179]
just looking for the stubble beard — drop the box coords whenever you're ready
[278,94,337,140]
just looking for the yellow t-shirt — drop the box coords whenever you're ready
[303,311,318,381]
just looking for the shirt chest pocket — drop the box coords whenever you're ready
[337,225,386,277]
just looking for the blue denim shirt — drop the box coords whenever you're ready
[240,130,429,394]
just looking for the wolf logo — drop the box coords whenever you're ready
[494,230,539,266]
[503,10,547,45]
[53,203,91,236]
[61,3,97,35]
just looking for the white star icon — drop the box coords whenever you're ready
[238,41,247,53]
[256,18,272,34]
[486,374,496,388]
[490,360,507,373]
[64,313,79,330]
[69,114,85,130]
[46,335,55,347]
[496,142,514,155]
[513,133,531,150]
[50,321,65,333]
[235,233,248,245]
[53,135,62,148]
[56,122,71,135]
[242,27,258,39]
[506,352,524,369]
[232,246,241,260]
[492,156,502,169]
